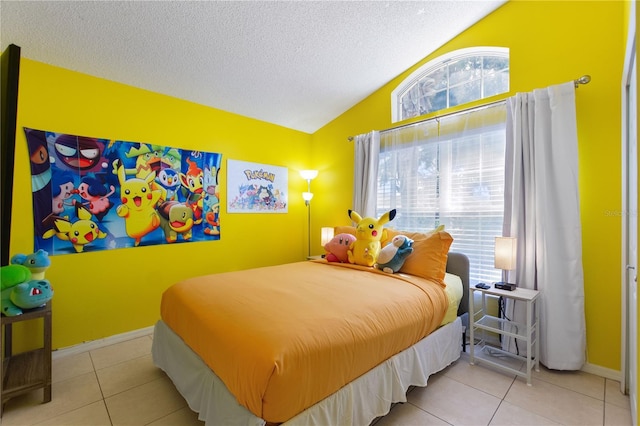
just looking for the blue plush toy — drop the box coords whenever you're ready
[1,279,54,316]
[11,249,50,280]
[1,251,54,316]
[1,262,53,316]
[376,235,414,274]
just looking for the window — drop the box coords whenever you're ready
[377,103,506,283]
[391,47,509,123]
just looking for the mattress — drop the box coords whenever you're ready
[159,260,452,423]
[152,316,463,426]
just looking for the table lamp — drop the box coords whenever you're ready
[494,236,517,290]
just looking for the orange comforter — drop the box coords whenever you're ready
[160,260,448,423]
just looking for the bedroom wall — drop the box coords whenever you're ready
[311,1,625,374]
[9,59,313,350]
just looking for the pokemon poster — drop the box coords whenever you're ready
[227,159,287,213]
[24,127,222,255]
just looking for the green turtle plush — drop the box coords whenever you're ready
[2,279,53,316]
[1,263,52,316]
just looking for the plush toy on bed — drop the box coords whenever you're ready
[324,233,357,263]
[11,249,51,280]
[346,209,396,267]
[376,235,414,273]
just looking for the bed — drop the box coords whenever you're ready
[152,231,469,426]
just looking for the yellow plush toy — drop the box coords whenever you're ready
[346,209,396,267]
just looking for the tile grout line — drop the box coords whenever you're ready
[406,401,453,426]
[485,375,517,425]
[88,350,114,425]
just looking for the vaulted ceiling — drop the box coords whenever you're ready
[1,1,505,133]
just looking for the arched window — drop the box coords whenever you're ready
[391,47,509,123]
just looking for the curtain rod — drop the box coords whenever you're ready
[347,98,506,141]
[347,74,592,141]
[574,74,591,88]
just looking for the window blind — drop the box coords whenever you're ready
[377,103,507,283]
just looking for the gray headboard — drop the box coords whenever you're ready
[445,252,469,318]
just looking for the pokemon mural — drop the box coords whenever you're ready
[24,128,222,255]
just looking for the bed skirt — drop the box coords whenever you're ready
[152,317,462,426]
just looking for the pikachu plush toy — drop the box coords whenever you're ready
[346,209,396,267]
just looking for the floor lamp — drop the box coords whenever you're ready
[300,169,318,258]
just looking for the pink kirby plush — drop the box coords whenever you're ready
[324,233,357,263]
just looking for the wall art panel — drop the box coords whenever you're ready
[24,127,222,255]
[227,159,287,213]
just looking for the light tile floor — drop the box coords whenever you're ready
[1,334,633,425]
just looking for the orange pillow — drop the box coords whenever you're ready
[334,226,356,236]
[382,224,444,247]
[399,230,453,281]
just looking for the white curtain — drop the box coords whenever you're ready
[503,82,586,369]
[353,131,379,217]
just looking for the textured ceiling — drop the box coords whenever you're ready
[1,1,505,133]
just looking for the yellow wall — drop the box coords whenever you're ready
[312,1,625,372]
[10,59,313,349]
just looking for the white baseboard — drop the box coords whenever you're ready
[52,326,624,386]
[52,325,155,360]
[581,362,622,382]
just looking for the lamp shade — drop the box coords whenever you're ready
[299,170,318,180]
[302,192,314,201]
[321,227,334,246]
[494,237,517,270]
